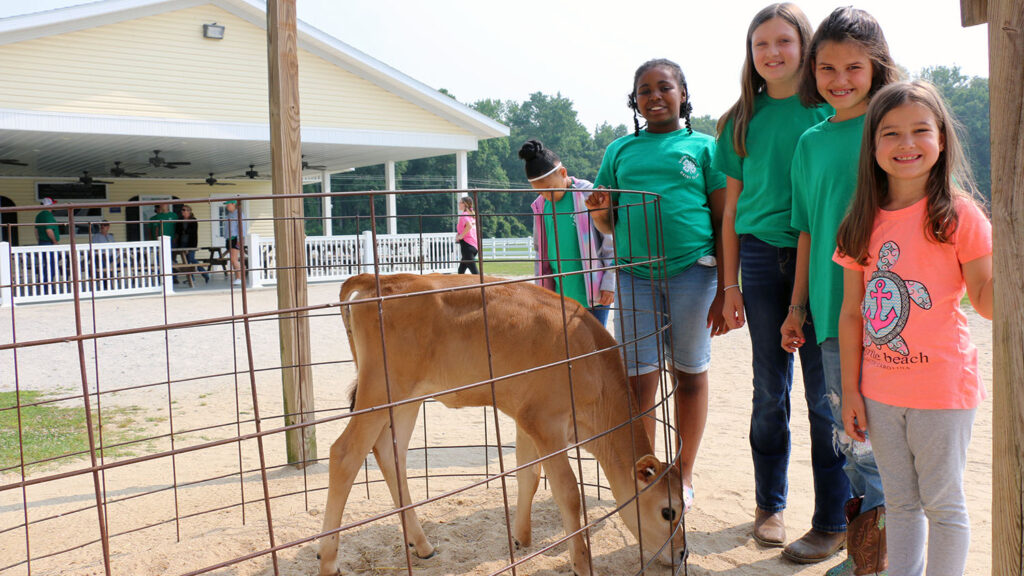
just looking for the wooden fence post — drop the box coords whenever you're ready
[267,0,316,468]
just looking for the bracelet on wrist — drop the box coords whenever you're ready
[789,304,807,314]
[722,283,740,292]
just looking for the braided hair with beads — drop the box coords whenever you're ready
[627,58,693,137]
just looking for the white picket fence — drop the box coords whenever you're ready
[480,237,535,261]
[248,231,458,287]
[0,238,171,306]
[1,235,537,305]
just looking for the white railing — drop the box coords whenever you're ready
[1,235,538,305]
[1,239,168,306]
[480,237,535,261]
[248,232,458,287]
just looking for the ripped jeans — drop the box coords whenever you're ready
[820,337,886,512]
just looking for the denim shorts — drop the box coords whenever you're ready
[614,263,717,376]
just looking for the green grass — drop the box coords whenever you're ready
[0,390,146,471]
[479,260,534,276]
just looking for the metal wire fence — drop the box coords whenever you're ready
[0,189,687,576]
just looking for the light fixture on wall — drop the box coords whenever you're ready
[202,22,225,39]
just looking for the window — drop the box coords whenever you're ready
[36,182,107,236]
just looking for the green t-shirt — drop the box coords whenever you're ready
[713,93,832,248]
[595,129,726,280]
[35,210,59,243]
[149,212,177,239]
[544,192,587,306]
[790,114,866,343]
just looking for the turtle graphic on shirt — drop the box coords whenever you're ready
[861,241,932,356]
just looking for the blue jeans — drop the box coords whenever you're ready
[614,263,716,377]
[588,305,610,327]
[821,338,886,512]
[741,235,849,532]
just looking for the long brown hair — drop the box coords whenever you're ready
[797,6,900,108]
[836,80,982,265]
[716,3,814,157]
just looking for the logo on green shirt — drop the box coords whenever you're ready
[678,155,699,179]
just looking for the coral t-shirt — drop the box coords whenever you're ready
[834,197,992,409]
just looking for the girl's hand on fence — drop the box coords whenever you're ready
[585,189,610,211]
[598,290,614,306]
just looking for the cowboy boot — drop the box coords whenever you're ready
[824,497,864,576]
[847,502,887,575]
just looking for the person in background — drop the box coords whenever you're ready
[35,197,60,294]
[91,221,115,244]
[455,196,479,274]
[36,197,59,246]
[174,205,210,284]
[89,220,116,289]
[223,200,245,286]
[149,204,176,241]
[520,139,615,326]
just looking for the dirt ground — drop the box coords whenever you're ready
[0,282,993,575]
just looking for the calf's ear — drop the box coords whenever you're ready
[634,454,664,486]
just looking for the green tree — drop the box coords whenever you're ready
[690,114,718,137]
[917,66,991,202]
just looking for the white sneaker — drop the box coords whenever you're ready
[232,279,242,286]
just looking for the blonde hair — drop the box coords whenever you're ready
[836,80,982,265]
[717,3,815,157]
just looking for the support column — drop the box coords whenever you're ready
[386,160,397,235]
[321,169,332,237]
[267,0,315,468]
[988,0,1024,572]
[456,150,468,190]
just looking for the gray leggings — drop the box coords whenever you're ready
[865,398,975,576]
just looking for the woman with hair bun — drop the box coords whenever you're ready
[520,139,615,326]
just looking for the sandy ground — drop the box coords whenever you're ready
[0,281,993,576]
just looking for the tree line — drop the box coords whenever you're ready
[306,66,989,238]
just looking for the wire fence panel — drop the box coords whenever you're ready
[0,189,684,576]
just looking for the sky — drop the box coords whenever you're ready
[1,0,991,131]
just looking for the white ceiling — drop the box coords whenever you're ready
[0,129,466,183]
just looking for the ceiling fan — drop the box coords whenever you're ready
[301,156,326,170]
[77,171,113,186]
[188,173,236,186]
[0,158,28,166]
[229,164,260,179]
[110,161,146,178]
[148,149,191,169]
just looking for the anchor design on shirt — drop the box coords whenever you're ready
[860,241,932,356]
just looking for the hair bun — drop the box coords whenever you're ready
[518,139,544,161]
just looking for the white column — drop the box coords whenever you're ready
[0,241,11,307]
[321,170,333,237]
[249,233,263,288]
[456,151,468,190]
[385,160,397,235]
[160,235,174,296]
[360,230,375,274]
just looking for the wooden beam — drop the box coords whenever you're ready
[961,0,989,25]
[989,0,1024,573]
[267,0,316,468]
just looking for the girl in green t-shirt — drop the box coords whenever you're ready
[784,7,901,573]
[587,58,727,516]
[712,3,846,563]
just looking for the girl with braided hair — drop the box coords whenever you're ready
[586,58,727,516]
[520,139,615,326]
